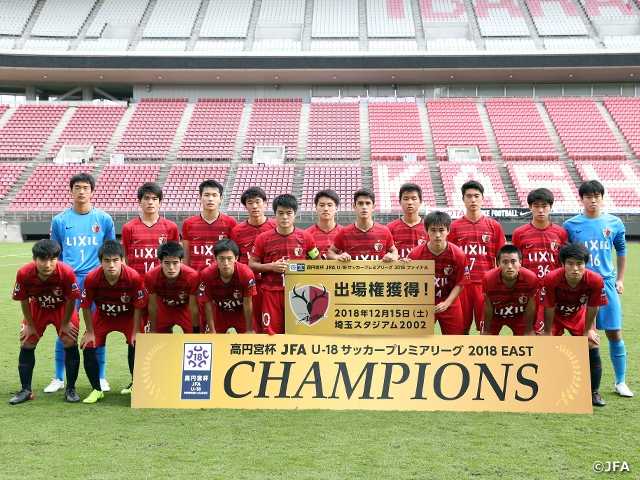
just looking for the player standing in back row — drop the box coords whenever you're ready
[386,183,427,258]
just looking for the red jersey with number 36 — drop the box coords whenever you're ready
[541,268,607,322]
[121,217,180,275]
[512,222,567,279]
[182,214,239,272]
[482,267,538,322]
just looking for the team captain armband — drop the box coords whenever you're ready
[307,247,320,259]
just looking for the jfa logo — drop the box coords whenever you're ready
[183,343,212,371]
[289,284,330,326]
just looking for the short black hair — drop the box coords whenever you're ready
[98,240,125,261]
[559,243,590,264]
[461,180,484,197]
[353,188,375,205]
[578,180,605,198]
[157,241,184,261]
[137,182,163,202]
[199,179,224,197]
[214,238,240,258]
[497,244,522,262]
[70,173,95,192]
[424,211,452,230]
[399,183,423,202]
[314,189,340,206]
[32,239,61,259]
[241,186,267,205]
[273,194,298,214]
[526,188,554,206]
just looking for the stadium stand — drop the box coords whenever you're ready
[115,98,187,160]
[227,164,295,212]
[136,40,187,51]
[0,104,67,159]
[7,164,95,212]
[91,164,162,212]
[306,101,360,160]
[242,99,302,161]
[0,104,8,119]
[194,40,245,51]
[507,161,581,208]
[178,98,245,160]
[200,0,254,38]
[161,163,229,212]
[0,0,38,36]
[86,0,149,37]
[544,99,626,160]
[310,40,360,51]
[47,105,127,161]
[603,97,640,157]
[604,35,640,48]
[22,39,70,51]
[0,163,28,202]
[543,37,597,49]
[485,99,558,160]
[472,0,530,37]
[301,163,363,212]
[258,0,306,23]
[367,0,416,37]
[252,39,302,51]
[31,0,96,37]
[426,100,492,161]
[484,38,537,50]
[426,38,477,50]
[580,0,636,22]
[0,39,16,50]
[420,0,469,22]
[372,161,437,213]
[575,160,640,209]
[368,39,418,51]
[312,0,359,37]
[439,162,511,208]
[143,0,201,38]
[524,0,588,36]
[77,39,130,51]
[369,101,426,161]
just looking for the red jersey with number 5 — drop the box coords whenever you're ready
[449,216,505,283]
[512,222,567,279]
[182,213,238,272]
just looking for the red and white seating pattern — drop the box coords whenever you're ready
[507,161,580,208]
[367,0,416,37]
[485,99,558,160]
[524,0,587,36]
[47,105,126,160]
[439,162,510,207]
[162,164,229,212]
[372,161,436,213]
[472,0,530,36]
[580,0,636,21]
[603,97,640,157]
[544,99,625,160]
[115,98,187,160]
[420,0,468,21]
[0,105,67,159]
[7,164,94,212]
[0,162,27,202]
[91,164,162,212]
[0,104,8,119]
[369,102,426,160]
[178,98,244,160]
[242,99,302,161]
[307,102,360,160]
[574,160,640,210]
[426,100,492,161]
[228,164,294,211]
[301,163,362,212]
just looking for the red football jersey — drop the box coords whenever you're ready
[482,267,538,322]
[121,217,180,275]
[182,213,239,272]
[331,223,395,260]
[387,219,427,258]
[80,264,147,320]
[145,264,199,310]
[542,268,607,321]
[13,261,80,309]
[199,262,256,311]
[408,242,470,302]
[306,223,343,260]
[449,216,506,283]
[512,222,567,279]
[251,227,319,291]
[230,218,278,264]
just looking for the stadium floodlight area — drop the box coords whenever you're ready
[143,0,201,38]
[0,0,38,36]
[162,164,229,213]
[22,39,70,51]
[367,0,416,38]
[86,0,149,38]
[472,0,530,36]
[440,161,511,208]
[77,39,130,51]
[312,0,359,38]
[310,40,360,51]
[372,161,437,214]
[604,97,640,157]
[426,37,477,50]
[507,161,581,209]
[574,160,640,211]
[524,0,589,36]
[199,0,254,38]
[31,0,96,37]
[301,163,363,212]
[369,102,426,161]
[307,102,361,160]
[136,40,187,51]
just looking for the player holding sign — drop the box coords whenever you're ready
[387,183,427,258]
[541,243,608,406]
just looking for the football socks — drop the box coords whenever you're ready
[96,345,107,379]
[589,347,602,393]
[18,347,36,391]
[54,336,64,381]
[609,339,627,385]
[82,347,102,391]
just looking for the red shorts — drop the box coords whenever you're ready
[261,289,285,335]
[552,310,589,337]
[251,280,265,333]
[489,316,526,336]
[156,303,194,334]
[213,305,247,333]
[91,312,134,346]
[459,283,484,331]
[435,300,464,335]
[21,303,80,342]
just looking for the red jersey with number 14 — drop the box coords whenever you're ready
[541,268,607,322]
[408,242,469,303]
[482,267,538,322]
[306,223,343,260]
[182,213,239,272]
[449,216,505,283]
[331,222,394,260]
[80,264,147,320]
[511,222,567,279]
[121,217,180,275]
[387,219,427,259]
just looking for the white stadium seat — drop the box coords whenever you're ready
[313,0,359,38]
[136,40,187,51]
[31,0,96,37]
[524,0,588,36]
[259,0,306,23]
[77,39,130,51]
[143,0,201,38]
[367,0,416,38]
[0,0,38,36]
[86,0,149,38]
[472,0,531,37]
[194,40,245,52]
[23,39,71,50]
[200,0,254,38]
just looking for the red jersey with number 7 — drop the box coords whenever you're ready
[449,216,505,283]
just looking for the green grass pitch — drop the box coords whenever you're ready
[0,242,638,479]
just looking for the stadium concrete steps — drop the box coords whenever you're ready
[131,0,158,50]
[462,0,484,48]
[358,0,369,51]
[187,0,211,51]
[562,158,584,190]
[222,161,239,214]
[0,107,15,130]
[536,102,569,160]
[302,0,314,51]
[572,0,603,46]
[244,0,262,52]
[517,0,543,48]
[101,105,135,161]
[233,104,253,161]
[167,103,194,161]
[359,101,371,163]
[292,163,305,204]
[428,161,448,208]
[0,163,37,211]
[154,162,173,191]
[70,0,105,50]
[15,0,47,49]
[417,101,436,162]
[409,0,426,51]
[296,103,310,161]
[37,106,76,162]
[595,101,636,161]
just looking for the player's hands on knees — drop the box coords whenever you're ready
[80,331,95,350]
[586,329,600,346]
[20,325,39,344]
[60,322,78,341]
[616,280,624,294]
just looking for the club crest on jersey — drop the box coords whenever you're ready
[374,241,383,253]
[443,265,453,276]
[418,239,426,245]
[218,234,227,241]
[14,283,20,292]
[199,282,205,291]
[81,289,87,298]
[53,289,62,296]
[92,224,100,233]
[179,292,188,300]
[159,236,166,244]
[137,290,144,300]
[580,295,588,304]
[481,234,490,243]
[603,228,611,238]
[519,295,528,304]
[71,283,78,292]
[289,284,330,327]
[233,290,242,299]
[550,241,558,251]
[294,247,303,257]
[121,294,131,303]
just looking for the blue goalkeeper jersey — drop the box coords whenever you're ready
[563,212,626,281]
[50,207,115,276]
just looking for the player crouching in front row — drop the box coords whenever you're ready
[541,243,608,406]
[78,240,147,403]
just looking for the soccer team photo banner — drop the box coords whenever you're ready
[284,260,435,335]
[132,334,592,414]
